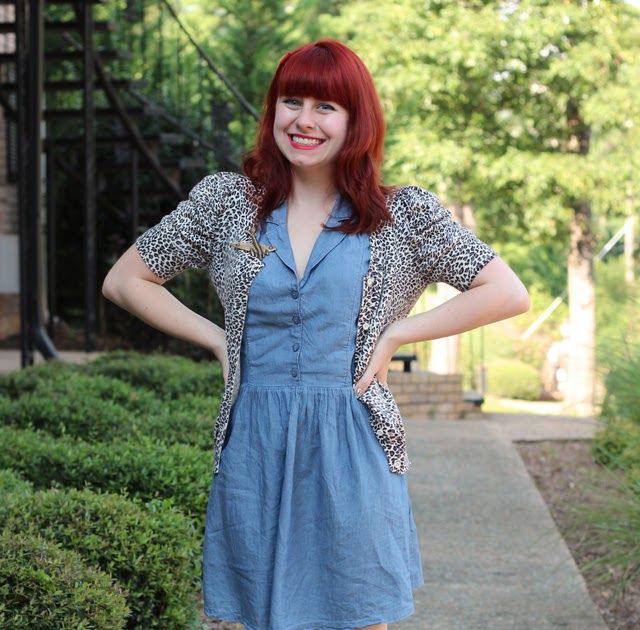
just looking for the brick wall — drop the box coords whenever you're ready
[387,371,479,420]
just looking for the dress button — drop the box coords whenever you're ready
[292,343,300,352]
[362,322,370,330]
[366,276,374,287]
[291,368,299,377]
[292,315,301,324]
[291,290,299,299]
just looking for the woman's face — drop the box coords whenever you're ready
[273,96,349,173]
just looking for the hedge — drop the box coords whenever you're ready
[487,360,541,401]
[0,426,211,520]
[0,379,218,449]
[85,351,224,399]
[0,360,80,398]
[0,488,200,629]
[0,530,129,629]
[0,468,34,495]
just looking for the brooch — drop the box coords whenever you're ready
[231,227,276,261]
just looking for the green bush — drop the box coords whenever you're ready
[592,419,640,469]
[487,360,541,401]
[0,360,80,398]
[569,329,640,603]
[0,468,34,495]
[0,375,218,449]
[0,488,199,629]
[600,342,640,426]
[0,530,129,629]
[85,351,224,399]
[0,426,211,520]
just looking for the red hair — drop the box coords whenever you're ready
[242,39,392,234]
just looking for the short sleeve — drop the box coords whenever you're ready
[403,187,498,292]
[135,175,223,280]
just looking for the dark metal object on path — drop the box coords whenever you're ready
[391,353,417,373]
[15,0,57,366]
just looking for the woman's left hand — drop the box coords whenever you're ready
[353,322,402,397]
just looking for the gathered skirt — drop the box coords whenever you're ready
[202,383,424,630]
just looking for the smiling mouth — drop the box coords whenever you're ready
[289,134,324,147]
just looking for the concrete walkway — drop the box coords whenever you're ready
[394,416,607,630]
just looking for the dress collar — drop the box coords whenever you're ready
[265,195,352,227]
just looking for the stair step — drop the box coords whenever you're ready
[46,132,186,146]
[44,106,146,120]
[46,21,120,33]
[102,188,181,198]
[0,78,147,91]
[100,157,207,171]
[0,50,132,63]
[47,50,132,62]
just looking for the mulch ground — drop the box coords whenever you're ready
[516,440,640,630]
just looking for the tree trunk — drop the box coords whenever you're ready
[565,200,596,416]
[624,201,635,286]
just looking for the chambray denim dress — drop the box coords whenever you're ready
[202,199,424,630]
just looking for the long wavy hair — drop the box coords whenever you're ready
[242,39,392,234]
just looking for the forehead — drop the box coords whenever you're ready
[276,57,351,109]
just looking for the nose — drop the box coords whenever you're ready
[295,103,316,130]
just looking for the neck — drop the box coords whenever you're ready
[289,168,338,214]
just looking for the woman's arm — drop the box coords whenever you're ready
[102,245,229,382]
[354,257,529,395]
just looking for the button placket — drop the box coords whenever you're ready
[290,280,302,380]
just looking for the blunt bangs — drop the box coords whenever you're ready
[276,44,353,109]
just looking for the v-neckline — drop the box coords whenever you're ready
[286,196,341,282]
[263,198,351,285]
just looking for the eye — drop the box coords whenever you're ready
[281,97,302,107]
[318,102,337,111]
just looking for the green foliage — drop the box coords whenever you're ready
[0,530,130,630]
[0,352,223,627]
[0,488,199,629]
[85,351,224,400]
[594,334,640,474]
[0,426,211,521]
[0,381,148,442]
[599,338,640,427]
[487,360,541,401]
[592,419,640,470]
[0,468,34,495]
[581,333,640,599]
[562,470,640,602]
[0,360,80,398]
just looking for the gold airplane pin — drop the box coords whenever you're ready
[231,227,276,261]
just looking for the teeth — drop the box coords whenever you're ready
[292,135,322,146]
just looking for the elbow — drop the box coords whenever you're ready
[102,268,122,305]
[507,282,530,317]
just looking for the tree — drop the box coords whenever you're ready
[325,0,640,414]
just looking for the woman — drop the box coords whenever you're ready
[103,40,529,630]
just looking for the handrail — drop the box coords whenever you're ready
[127,87,238,162]
[158,0,260,122]
[50,12,184,201]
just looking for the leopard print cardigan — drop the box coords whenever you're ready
[136,172,497,475]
